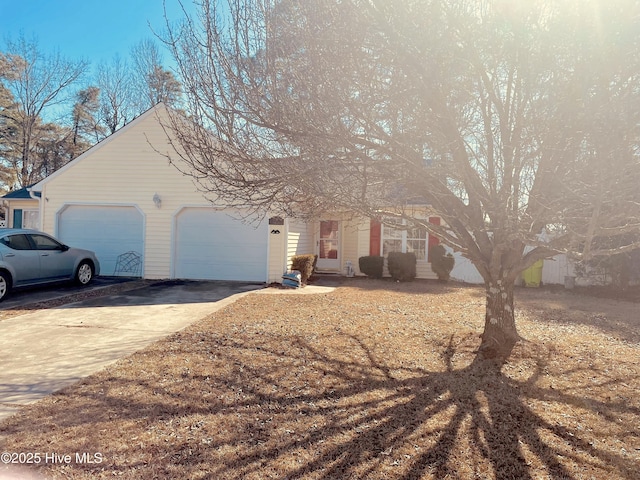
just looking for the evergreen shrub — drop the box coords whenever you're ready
[387,252,417,281]
[429,244,455,282]
[358,255,384,279]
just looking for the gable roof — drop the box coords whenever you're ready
[30,103,167,193]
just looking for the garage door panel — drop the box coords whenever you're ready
[58,205,144,277]
[174,208,267,282]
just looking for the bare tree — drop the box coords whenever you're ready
[131,38,182,109]
[0,59,20,190]
[165,0,640,360]
[96,55,136,135]
[0,35,88,187]
[31,121,75,179]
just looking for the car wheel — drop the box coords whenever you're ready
[0,271,11,301]
[75,261,94,285]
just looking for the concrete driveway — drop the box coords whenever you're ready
[0,280,264,422]
[0,276,135,310]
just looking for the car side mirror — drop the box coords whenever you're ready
[60,244,70,252]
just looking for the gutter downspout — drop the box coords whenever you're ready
[27,186,43,231]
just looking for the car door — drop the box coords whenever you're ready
[0,234,41,285]
[28,233,76,280]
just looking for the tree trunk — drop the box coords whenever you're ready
[478,280,519,361]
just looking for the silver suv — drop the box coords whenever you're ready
[0,229,100,301]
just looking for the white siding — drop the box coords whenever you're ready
[286,219,314,270]
[268,219,286,283]
[36,105,268,280]
[342,217,368,275]
[355,218,371,275]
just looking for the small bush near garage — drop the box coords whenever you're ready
[291,254,317,284]
[359,256,384,278]
[388,252,417,281]
[429,244,455,282]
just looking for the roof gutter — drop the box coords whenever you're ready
[27,188,41,200]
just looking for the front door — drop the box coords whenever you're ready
[316,220,340,271]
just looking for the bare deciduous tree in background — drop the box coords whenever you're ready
[0,35,88,188]
[131,38,182,110]
[96,55,137,135]
[165,0,640,360]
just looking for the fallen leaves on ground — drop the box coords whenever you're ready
[0,279,638,479]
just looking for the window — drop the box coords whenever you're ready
[406,226,427,260]
[1,234,32,250]
[381,219,427,260]
[30,234,62,251]
[11,209,39,229]
[382,218,403,257]
[23,210,40,229]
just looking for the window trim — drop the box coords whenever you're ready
[22,209,40,230]
[381,219,428,261]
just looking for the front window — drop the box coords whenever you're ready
[382,219,427,260]
[30,234,62,251]
[23,210,39,230]
[406,226,427,260]
[382,218,403,257]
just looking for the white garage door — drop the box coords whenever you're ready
[174,208,268,282]
[58,205,144,277]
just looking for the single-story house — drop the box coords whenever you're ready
[24,103,443,282]
[1,185,40,229]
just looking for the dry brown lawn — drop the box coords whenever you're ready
[0,278,638,479]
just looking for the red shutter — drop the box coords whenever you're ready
[369,220,381,256]
[427,217,441,262]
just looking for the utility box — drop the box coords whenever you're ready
[522,260,544,287]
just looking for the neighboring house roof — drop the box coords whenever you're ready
[1,185,39,199]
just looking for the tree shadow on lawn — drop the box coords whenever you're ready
[1,333,638,479]
[214,335,637,479]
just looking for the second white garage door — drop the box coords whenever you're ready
[173,208,268,282]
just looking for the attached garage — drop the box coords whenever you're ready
[57,205,145,277]
[30,104,285,283]
[174,207,268,282]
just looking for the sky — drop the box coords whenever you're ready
[0,0,194,66]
